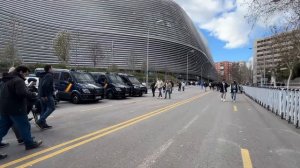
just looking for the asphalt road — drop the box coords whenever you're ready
[0,86,300,168]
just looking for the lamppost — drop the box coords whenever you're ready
[186,50,194,82]
[146,19,163,88]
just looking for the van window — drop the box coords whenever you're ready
[53,72,60,80]
[60,72,70,81]
[99,75,107,83]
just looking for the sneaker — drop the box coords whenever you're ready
[42,124,53,129]
[25,140,42,150]
[36,121,44,129]
[18,139,24,145]
[0,142,9,148]
[0,154,7,160]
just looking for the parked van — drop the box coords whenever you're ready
[35,68,104,104]
[118,73,145,97]
[90,72,130,99]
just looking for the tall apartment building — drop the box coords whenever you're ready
[215,61,233,82]
[253,29,300,84]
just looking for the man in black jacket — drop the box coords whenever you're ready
[219,79,229,102]
[0,66,42,152]
[36,65,55,129]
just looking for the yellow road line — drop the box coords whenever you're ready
[241,148,253,168]
[233,105,238,112]
[1,92,209,168]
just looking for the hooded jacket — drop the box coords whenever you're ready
[0,72,37,115]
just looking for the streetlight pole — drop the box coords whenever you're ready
[146,19,163,88]
[186,50,194,83]
[146,28,149,88]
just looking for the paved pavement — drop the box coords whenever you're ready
[0,86,300,168]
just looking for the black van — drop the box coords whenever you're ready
[36,68,104,104]
[90,72,130,99]
[118,73,145,97]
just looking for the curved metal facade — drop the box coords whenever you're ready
[0,0,217,80]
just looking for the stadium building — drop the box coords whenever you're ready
[0,0,217,81]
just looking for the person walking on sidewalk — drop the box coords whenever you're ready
[155,79,164,99]
[178,81,182,91]
[0,65,42,154]
[150,81,156,97]
[181,81,186,91]
[164,80,172,99]
[230,80,238,102]
[219,79,229,102]
[36,65,55,129]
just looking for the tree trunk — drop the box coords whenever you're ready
[287,68,293,89]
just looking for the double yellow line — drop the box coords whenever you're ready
[1,92,209,168]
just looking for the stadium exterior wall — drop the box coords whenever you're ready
[0,0,217,80]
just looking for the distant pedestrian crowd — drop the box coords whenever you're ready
[150,79,189,99]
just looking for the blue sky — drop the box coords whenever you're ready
[201,29,253,62]
[174,0,271,64]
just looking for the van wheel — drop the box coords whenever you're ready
[71,94,80,104]
[107,92,114,99]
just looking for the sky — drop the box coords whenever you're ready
[174,0,270,63]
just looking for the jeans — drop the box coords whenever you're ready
[221,92,226,99]
[165,90,171,99]
[0,114,35,146]
[158,88,162,98]
[39,95,55,124]
[231,91,237,101]
[152,88,156,97]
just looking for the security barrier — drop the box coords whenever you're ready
[243,86,300,128]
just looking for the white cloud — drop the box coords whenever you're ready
[174,0,255,49]
[246,56,253,69]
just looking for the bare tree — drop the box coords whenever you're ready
[271,29,300,88]
[89,42,104,68]
[108,64,119,72]
[127,49,136,72]
[53,30,71,65]
[246,0,300,87]
[246,0,300,29]
[1,15,23,66]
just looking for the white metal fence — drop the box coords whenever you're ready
[243,86,300,128]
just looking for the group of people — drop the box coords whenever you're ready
[0,65,56,160]
[217,79,239,102]
[150,79,188,99]
[150,79,173,99]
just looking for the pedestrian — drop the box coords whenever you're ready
[181,81,186,91]
[209,82,212,90]
[0,65,42,153]
[36,65,55,129]
[230,80,238,102]
[170,81,174,94]
[203,82,208,92]
[219,79,229,102]
[164,80,172,99]
[155,79,164,99]
[178,81,182,91]
[150,81,156,97]
[0,69,24,146]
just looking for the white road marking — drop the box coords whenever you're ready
[80,105,113,112]
[177,115,199,135]
[137,139,174,168]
